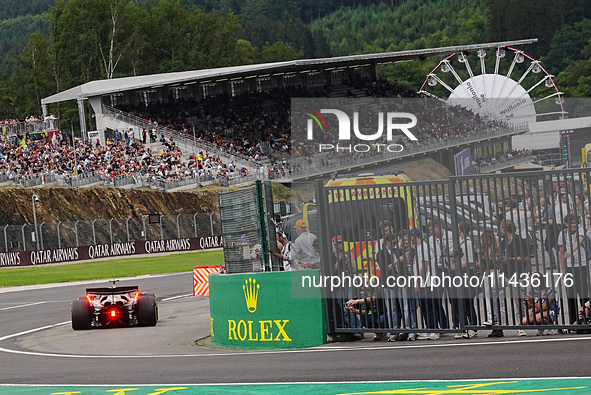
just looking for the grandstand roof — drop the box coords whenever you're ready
[41,38,537,105]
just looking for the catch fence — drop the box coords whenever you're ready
[2,213,221,252]
[314,168,591,336]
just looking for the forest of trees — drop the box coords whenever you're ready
[0,0,590,121]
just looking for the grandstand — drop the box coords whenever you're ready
[16,39,540,190]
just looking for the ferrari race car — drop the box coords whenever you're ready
[71,282,158,330]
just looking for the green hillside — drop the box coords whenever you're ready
[0,0,590,120]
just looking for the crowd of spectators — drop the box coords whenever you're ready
[0,129,244,186]
[476,149,534,169]
[114,77,509,175]
[0,76,527,184]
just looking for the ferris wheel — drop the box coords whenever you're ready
[418,46,566,124]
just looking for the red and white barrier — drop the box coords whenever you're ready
[193,265,224,296]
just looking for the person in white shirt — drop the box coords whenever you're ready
[558,213,589,325]
[505,198,531,240]
[450,222,478,338]
[554,193,572,228]
[291,220,320,270]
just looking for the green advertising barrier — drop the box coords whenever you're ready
[209,270,326,349]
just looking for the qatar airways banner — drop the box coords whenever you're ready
[0,235,223,267]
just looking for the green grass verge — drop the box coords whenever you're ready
[0,250,224,287]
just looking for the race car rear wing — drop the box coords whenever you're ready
[85,286,139,295]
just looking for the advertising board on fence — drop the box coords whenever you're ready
[0,235,223,267]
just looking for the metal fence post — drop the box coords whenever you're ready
[159,215,163,240]
[109,218,114,244]
[91,219,97,245]
[194,213,198,237]
[176,214,181,239]
[74,220,80,247]
[39,222,45,250]
[4,225,8,252]
[210,212,214,236]
[21,224,26,251]
[142,216,147,241]
[126,217,131,242]
[57,221,62,249]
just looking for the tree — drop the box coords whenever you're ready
[99,0,139,79]
[260,40,304,62]
[9,32,55,116]
[543,18,591,74]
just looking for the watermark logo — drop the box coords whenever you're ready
[302,105,418,153]
[306,109,418,141]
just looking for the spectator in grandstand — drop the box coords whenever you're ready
[558,213,590,325]
[499,219,529,336]
[479,229,506,338]
[291,219,320,270]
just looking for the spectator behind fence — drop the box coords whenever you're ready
[479,229,506,338]
[291,219,320,270]
[558,213,590,325]
[538,196,559,270]
[346,279,387,341]
[521,277,560,336]
[450,222,478,339]
[333,234,362,341]
[499,219,529,336]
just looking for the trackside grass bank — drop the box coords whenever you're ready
[0,250,224,287]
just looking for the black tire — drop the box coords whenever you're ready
[137,294,158,326]
[71,298,91,330]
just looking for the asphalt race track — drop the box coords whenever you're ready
[2,272,591,392]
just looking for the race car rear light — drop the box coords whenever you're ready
[85,294,92,304]
[109,309,117,319]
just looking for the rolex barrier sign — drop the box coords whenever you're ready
[209,271,326,349]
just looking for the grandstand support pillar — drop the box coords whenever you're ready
[42,104,48,118]
[88,96,105,145]
[77,99,87,141]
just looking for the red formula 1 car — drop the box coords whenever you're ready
[71,282,158,330]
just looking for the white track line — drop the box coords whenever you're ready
[0,272,190,293]
[0,301,48,311]
[161,294,193,302]
[1,377,591,387]
[1,321,591,359]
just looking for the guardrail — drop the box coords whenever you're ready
[286,123,530,180]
